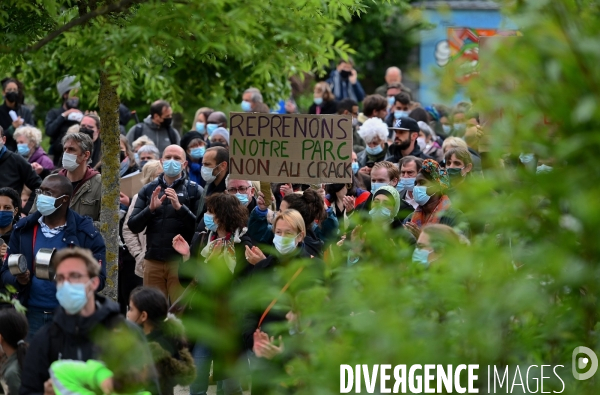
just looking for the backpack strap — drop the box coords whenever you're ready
[133,123,144,140]
[355,191,371,208]
[167,127,179,145]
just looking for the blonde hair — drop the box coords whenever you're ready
[141,160,162,185]
[132,135,155,151]
[273,209,306,237]
[442,137,468,153]
[66,124,80,135]
[372,161,400,181]
[13,126,43,147]
[52,247,100,278]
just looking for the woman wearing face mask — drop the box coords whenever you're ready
[13,126,54,179]
[172,193,252,395]
[0,309,29,395]
[404,159,468,240]
[179,131,208,186]
[126,286,195,395]
[190,107,213,142]
[412,224,465,267]
[444,147,473,189]
[356,117,389,170]
[249,188,335,257]
[308,82,338,115]
[119,135,139,177]
[0,78,34,152]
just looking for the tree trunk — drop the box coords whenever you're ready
[98,69,121,300]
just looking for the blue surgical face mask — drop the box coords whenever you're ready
[369,206,392,221]
[387,96,396,106]
[365,145,383,156]
[314,97,323,106]
[273,234,299,255]
[519,153,535,164]
[394,110,408,119]
[37,194,65,217]
[134,152,140,162]
[399,177,416,191]
[196,122,206,134]
[163,159,182,178]
[352,162,359,174]
[190,147,205,159]
[241,101,252,112]
[207,123,219,136]
[17,144,30,156]
[412,248,431,266]
[412,185,431,206]
[370,182,387,194]
[442,124,451,134]
[0,210,14,227]
[204,213,218,232]
[235,193,249,206]
[56,281,89,315]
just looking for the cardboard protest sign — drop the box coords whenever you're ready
[120,171,143,197]
[229,112,353,183]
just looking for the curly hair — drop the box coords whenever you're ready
[283,188,326,228]
[205,193,248,233]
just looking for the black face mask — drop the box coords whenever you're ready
[79,127,94,140]
[66,98,80,109]
[5,92,18,103]
[161,117,172,129]
[120,151,126,162]
[340,70,352,79]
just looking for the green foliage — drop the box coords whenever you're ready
[0,285,27,313]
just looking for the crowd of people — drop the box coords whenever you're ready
[0,62,544,395]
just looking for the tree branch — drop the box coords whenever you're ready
[23,0,147,53]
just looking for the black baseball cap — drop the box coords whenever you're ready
[389,117,419,133]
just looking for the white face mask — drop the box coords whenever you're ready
[273,234,299,255]
[62,152,80,171]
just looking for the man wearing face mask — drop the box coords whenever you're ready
[397,156,423,221]
[33,132,102,221]
[20,247,159,395]
[385,92,411,129]
[0,78,35,152]
[0,175,107,339]
[206,111,228,137]
[127,145,202,302]
[196,147,229,218]
[241,88,263,112]
[224,176,257,214]
[45,76,83,167]
[386,117,433,164]
[126,100,180,155]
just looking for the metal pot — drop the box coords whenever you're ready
[35,248,56,280]
[7,254,27,276]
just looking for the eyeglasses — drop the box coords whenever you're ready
[55,272,89,284]
[35,189,55,197]
[227,186,250,194]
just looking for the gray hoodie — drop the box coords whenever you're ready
[126,115,180,155]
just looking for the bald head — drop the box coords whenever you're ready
[43,174,73,198]
[385,67,402,85]
[162,144,185,160]
[207,111,228,128]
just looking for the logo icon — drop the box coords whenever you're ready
[572,346,598,380]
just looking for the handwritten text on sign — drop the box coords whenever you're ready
[229,112,353,183]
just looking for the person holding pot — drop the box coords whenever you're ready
[0,174,107,339]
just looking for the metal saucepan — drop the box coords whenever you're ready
[35,248,56,280]
[7,254,28,276]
